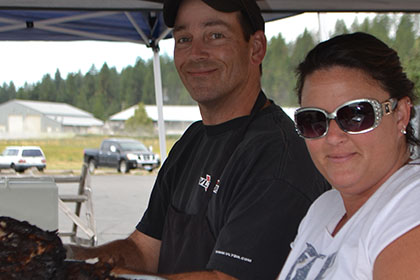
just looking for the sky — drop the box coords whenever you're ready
[0,12,376,88]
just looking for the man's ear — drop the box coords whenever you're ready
[250,30,267,66]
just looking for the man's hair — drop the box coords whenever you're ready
[236,10,263,75]
[237,11,252,41]
[163,0,265,33]
[296,32,420,146]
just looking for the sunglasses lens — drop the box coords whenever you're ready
[336,101,375,132]
[296,110,328,138]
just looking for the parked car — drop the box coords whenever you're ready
[83,138,160,173]
[0,146,47,173]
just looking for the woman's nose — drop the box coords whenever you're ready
[325,119,347,144]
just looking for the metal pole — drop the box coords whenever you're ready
[317,12,322,42]
[152,47,167,162]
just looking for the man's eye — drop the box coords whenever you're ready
[176,37,191,44]
[210,33,224,39]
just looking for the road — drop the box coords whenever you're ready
[57,174,156,245]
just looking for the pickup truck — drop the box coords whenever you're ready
[83,138,160,173]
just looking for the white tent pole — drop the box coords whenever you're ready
[157,27,172,42]
[317,12,322,42]
[125,11,169,163]
[152,47,167,163]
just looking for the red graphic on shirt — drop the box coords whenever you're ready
[198,174,211,191]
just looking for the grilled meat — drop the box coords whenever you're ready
[0,216,125,280]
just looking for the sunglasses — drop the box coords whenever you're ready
[294,98,398,139]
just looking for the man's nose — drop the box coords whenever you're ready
[189,39,209,60]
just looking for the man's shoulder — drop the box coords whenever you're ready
[245,103,302,146]
[183,120,204,134]
[163,121,204,163]
[253,102,294,126]
[174,120,204,144]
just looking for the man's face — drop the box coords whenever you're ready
[172,0,253,106]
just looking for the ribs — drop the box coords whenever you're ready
[0,216,125,280]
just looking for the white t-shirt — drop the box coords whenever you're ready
[277,160,420,280]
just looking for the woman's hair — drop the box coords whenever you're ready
[296,32,420,146]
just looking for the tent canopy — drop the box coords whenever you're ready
[2,0,419,46]
[2,0,420,11]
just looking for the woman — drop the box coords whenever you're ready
[278,32,420,279]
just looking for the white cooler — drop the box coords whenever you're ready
[0,176,58,231]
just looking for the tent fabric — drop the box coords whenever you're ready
[1,0,420,47]
[2,0,420,12]
[0,0,163,10]
[0,10,170,45]
[0,9,294,45]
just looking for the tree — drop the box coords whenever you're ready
[405,37,420,96]
[54,69,67,103]
[141,60,157,105]
[0,82,16,103]
[331,19,349,37]
[38,74,56,101]
[76,72,96,112]
[369,14,392,45]
[394,14,416,64]
[92,94,106,120]
[351,17,371,33]
[120,57,148,109]
[262,33,296,106]
[95,63,120,117]
[161,54,193,105]
[287,30,317,106]
[64,72,83,105]
[125,102,154,135]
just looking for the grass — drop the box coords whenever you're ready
[0,135,179,171]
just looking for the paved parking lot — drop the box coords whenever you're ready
[58,174,156,245]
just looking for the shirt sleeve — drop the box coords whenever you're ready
[367,174,420,263]
[136,123,201,239]
[136,169,168,240]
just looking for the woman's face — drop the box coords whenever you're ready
[300,66,408,200]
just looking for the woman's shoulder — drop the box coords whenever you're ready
[363,161,420,264]
[373,224,420,279]
[308,189,342,211]
[378,159,420,198]
[300,189,343,224]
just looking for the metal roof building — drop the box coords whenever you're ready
[108,104,201,135]
[0,99,104,138]
[108,104,297,136]
[110,105,201,122]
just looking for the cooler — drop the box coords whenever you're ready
[0,176,58,231]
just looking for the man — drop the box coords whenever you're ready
[67,0,330,279]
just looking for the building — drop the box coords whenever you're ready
[108,104,298,136]
[108,104,202,135]
[0,99,104,138]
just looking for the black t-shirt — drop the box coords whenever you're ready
[137,102,330,279]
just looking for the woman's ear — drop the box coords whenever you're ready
[250,30,267,66]
[396,96,412,131]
